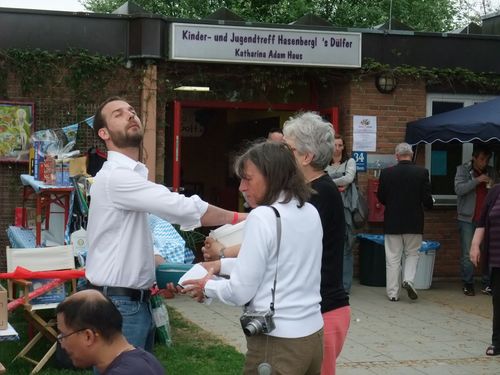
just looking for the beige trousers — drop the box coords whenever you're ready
[384,234,422,299]
[244,328,324,375]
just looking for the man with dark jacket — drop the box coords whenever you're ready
[455,145,496,296]
[377,143,434,302]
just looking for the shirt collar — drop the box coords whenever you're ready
[107,151,148,177]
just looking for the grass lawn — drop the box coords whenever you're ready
[1,306,245,374]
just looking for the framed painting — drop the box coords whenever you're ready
[0,101,35,162]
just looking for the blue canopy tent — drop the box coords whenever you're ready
[405,97,500,145]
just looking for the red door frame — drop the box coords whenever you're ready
[169,100,338,192]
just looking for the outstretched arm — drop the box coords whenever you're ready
[201,205,247,227]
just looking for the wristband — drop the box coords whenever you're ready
[231,211,239,225]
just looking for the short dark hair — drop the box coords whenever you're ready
[56,291,122,344]
[235,140,311,207]
[472,145,492,159]
[93,96,126,137]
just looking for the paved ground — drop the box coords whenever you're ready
[166,279,500,374]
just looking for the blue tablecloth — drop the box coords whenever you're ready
[20,174,73,192]
[7,226,36,248]
[357,234,440,253]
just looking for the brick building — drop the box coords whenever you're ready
[1,4,500,279]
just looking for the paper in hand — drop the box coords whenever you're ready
[178,263,208,288]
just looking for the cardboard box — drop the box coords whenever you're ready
[69,156,87,177]
[26,207,36,229]
[0,285,7,330]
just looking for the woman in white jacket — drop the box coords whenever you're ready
[325,134,357,294]
[180,141,324,375]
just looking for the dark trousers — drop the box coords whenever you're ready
[493,268,500,346]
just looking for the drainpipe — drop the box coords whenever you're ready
[141,63,158,182]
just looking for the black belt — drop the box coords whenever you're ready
[87,283,151,302]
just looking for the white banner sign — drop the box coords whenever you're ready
[170,23,361,68]
[353,115,377,152]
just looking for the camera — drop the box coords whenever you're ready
[240,310,275,336]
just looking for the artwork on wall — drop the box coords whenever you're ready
[0,101,35,162]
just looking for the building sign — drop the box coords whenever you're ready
[170,23,361,68]
[352,115,377,152]
[352,151,367,172]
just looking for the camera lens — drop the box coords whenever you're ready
[243,320,263,336]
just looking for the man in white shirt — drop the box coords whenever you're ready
[86,96,245,351]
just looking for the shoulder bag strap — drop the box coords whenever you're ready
[243,205,281,313]
[269,206,281,314]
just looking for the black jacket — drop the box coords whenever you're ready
[377,160,433,234]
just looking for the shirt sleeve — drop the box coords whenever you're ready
[107,167,209,230]
[204,210,272,306]
[454,164,478,196]
[478,185,500,227]
[220,258,237,275]
[331,158,356,187]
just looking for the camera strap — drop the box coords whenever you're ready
[243,205,281,314]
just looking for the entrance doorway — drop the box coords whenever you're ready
[165,100,338,211]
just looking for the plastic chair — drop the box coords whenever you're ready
[6,245,76,374]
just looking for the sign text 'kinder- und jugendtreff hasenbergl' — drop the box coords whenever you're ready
[170,23,361,68]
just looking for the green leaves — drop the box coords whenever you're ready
[82,0,488,32]
[0,48,125,99]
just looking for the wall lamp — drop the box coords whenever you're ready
[174,86,210,92]
[375,72,397,94]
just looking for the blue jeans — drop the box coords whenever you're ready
[458,220,490,286]
[108,295,155,352]
[458,220,475,285]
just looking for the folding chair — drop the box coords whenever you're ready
[6,245,76,374]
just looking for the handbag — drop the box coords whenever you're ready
[349,182,368,229]
[339,160,367,228]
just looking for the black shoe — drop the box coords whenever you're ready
[389,297,399,302]
[402,281,418,300]
[463,284,475,296]
[481,286,492,296]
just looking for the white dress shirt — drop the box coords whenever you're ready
[86,151,208,289]
[205,199,324,338]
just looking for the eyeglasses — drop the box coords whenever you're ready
[56,328,87,343]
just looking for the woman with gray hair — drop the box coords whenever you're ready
[179,141,325,374]
[283,112,350,375]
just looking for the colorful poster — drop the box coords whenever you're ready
[0,101,34,162]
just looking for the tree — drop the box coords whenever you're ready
[80,0,494,32]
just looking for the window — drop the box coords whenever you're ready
[424,94,496,205]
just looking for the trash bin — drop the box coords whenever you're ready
[357,235,441,289]
[403,241,441,289]
[357,234,386,287]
